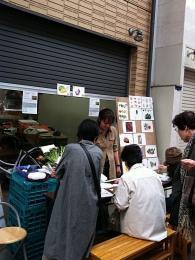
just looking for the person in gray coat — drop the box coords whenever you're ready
[42,119,103,260]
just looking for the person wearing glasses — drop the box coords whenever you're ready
[96,108,121,180]
[170,111,195,258]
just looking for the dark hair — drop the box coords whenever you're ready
[97,108,115,126]
[172,111,195,130]
[77,119,100,142]
[121,144,142,168]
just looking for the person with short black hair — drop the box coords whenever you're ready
[96,108,121,180]
[42,119,102,260]
[113,144,167,241]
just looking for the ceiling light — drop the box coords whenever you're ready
[129,28,143,42]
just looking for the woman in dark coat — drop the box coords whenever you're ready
[42,119,102,260]
[170,111,195,258]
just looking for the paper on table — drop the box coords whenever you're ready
[101,174,108,182]
[101,189,113,198]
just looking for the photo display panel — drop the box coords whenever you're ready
[116,96,158,173]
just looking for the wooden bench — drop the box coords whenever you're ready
[89,228,176,260]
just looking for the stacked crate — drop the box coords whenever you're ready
[7,172,57,260]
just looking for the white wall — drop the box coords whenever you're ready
[184,0,195,46]
[151,85,182,163]
[154,44,183,85]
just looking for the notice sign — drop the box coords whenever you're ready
[88,98,100,117]
[22,91,38,114]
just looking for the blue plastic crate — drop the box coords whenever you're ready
[8,201,46,235]
[9,187,46,207]
[8,194,45,217]
[9,172,57,206]
[10,171,57,192]
[7,231,45,260]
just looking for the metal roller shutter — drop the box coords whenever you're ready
[178,68,195,151]
[0,3,130,97]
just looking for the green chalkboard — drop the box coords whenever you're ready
[38,94,116,144]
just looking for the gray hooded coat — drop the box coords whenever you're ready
[43,140,102,260]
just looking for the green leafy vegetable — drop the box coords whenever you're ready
[59,85,65,91]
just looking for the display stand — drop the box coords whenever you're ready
[115,96,159,174]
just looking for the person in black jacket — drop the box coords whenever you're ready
[158,147,182,213]
[170,111,195,258]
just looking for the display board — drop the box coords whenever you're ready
[116,96,158,174]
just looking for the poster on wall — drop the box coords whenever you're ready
[119,133,133,146]
[57,83,70,96]
[88,98,100,117]
[141,97,153,108]
[142,109,154,120]
[148,158,159,170]
[145,145,157,158]
[129,96,142,108]
[22,91,38,114]
[133,133,146,145]
[122,121,136,133]
[130,108,142,120]
[72,86,85,97]
[141,121,153,132]
[118,102,128,120]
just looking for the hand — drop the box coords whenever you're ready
[181,159,195,171]
[158,165,167,171]
[116,165,121,177]
[51,168,56,178]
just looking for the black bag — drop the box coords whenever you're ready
[80,143,109,231]
[108,208,120,232]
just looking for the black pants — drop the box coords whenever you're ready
[103,161,110,180]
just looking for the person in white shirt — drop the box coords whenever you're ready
[113,144,167,242]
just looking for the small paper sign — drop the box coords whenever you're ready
[133,133,146,145]
[118,102,128,120]
[57,84,70,96]
[141,121,153,132]
[119,134,133,147]
[145,145,157,158]
[73,86,85,97]
[148,158,159,170]
[122,121,136,133]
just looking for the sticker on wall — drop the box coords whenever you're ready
[141,97,153,109]
[142,159,148,168]
[133,133,146,145]
[122,161,129,174]
[142,109,154,120]
[145,145,157,158]
[119,133,133,147]
[129,95,142,108]
[122,121,136,133]
[141,121,153,132]
[73,86,85,97]
[148,158,159,170]
[57,84,70,96]
[118,102,128,120]
[130,108,142,120]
